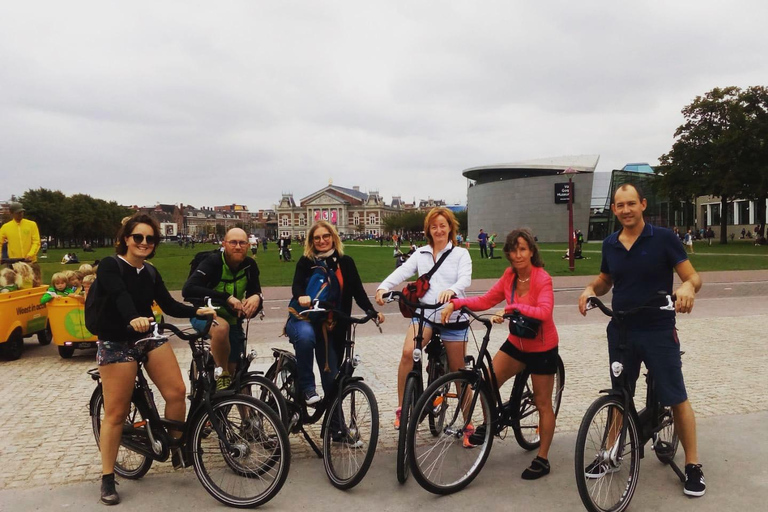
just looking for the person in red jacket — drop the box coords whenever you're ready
[441,228,559,480]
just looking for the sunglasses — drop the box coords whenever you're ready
[313,233,332,242]
[225,240,248,247]
[129,234,158,245]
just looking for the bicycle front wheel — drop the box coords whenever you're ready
[90,385,153,479]
[574,395,640,512]
[408,372,493,495]
[191,395,290,508]
[427,348,448,436]
[323,381,379,490]
[396,377,418,483]
[511,355,565,451]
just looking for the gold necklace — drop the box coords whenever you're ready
[517,275,530,283]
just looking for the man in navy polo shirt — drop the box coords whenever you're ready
[578,183,705,497]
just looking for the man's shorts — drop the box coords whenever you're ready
[499,341,559,375]
[97,338,168,366]
[190,317,245,364]
[410,318,468,342]
[607,323,687,407]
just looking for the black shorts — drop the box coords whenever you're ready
[499,342,559,375]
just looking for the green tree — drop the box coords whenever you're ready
[658,87,751,244]
[19,188,68,245]
[741,86,768,236]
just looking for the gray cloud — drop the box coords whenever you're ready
[2,1,767,210]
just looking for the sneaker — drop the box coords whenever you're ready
[462,424,476,449]
[684,463,706,497]
[394,407,402,430]
[100,475,120,505]
[468,424,487,446]
[521,456,550,480]
[215,371,232,391]
[331,429,364,448]
[171,447,188,470]
[584,458,619,479]
[303,389,321,406]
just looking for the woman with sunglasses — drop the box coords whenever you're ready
[94,213,216,505]
[286,220,384,406]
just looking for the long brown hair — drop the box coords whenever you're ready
[503,228,544,268]
[423,207,458,247]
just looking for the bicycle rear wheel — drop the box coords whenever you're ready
[238,372,289,428]
[323,381,379,490]
[90,385,153,479]
[191,395,290,508]
[511,355,565,451]
[408,372,493,495]
[653,406,679,463]
[574,395,640,512]
[397,377,418,483]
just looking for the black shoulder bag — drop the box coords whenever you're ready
[508,275,542,339]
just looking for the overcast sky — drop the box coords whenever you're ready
[2,1,766,210]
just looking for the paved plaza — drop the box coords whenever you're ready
[0,270,767,509]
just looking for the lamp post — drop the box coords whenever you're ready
[563,167,578,272]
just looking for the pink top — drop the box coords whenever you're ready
[451,266,558,353]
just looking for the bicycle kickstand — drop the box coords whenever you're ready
[668,459,686,483]
[300,425,323,458]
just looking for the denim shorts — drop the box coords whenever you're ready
[410,319,468,342]
[97,338,168,366]
[607,324,687,407]
[190,317,245,363]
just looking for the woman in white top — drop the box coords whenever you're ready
[375,207,472,430]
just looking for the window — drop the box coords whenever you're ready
[710,204,721,226]
[737,200,751,225]
[299,215,306,226]
[281,216,290,227]
[368,214,377,225]
[353,214,360,225]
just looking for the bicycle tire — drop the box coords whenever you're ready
[653,406,679,464]
[574,395,640,512]
[408,372,494,495]
[396,377,417,483]
[238,372,289,428]
[323,381,379,490]
[90,385,153,479]
[191,395,290,508]
[427,347,448,436]
[511,355,565,451]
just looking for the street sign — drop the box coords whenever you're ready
[554,182,574,204]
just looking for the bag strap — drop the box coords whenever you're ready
[422,247,453,281]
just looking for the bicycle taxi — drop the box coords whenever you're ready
[0,285,51,360]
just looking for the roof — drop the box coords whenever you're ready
[462,154,600,181]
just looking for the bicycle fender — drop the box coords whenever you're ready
[89,384,102,415]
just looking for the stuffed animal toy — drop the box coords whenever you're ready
[0,268,18,293]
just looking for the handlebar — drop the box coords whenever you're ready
[456,306,492,328]
[382,290,443,310]
[301,300,381,329]
[129,316,215,344]
[585,294,677,318]
[1,258,30,265]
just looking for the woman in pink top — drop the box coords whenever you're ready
[441,228,559,480]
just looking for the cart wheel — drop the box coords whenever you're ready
[38,322,53,345]
[1,330,24,360]
[58,345,75,359]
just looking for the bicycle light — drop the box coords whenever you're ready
[247,349,257,362]
[611,361,623,377]
[412,348,422,363]
[352,354,362,368]
[214,366,224,380]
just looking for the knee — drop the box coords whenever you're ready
[104,404,130,426]
[163,382,187,404]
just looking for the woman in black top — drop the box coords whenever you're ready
[286,220,384,405]
[96,214,215,505]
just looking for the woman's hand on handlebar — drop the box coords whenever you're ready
[492,309,506,324]
[129,316,154,333]
[374,289,387,306]
[437,289,455,304]
[195,307,218,319]
[440,302,454,323]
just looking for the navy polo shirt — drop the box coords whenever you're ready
[600,223,688,330]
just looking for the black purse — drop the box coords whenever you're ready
[508,276,542,339]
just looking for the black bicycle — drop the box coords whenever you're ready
[574,295,683,512]
[381,291,450,484]
[187,297,288,427]
[407,307,565,495]
[265,301,380,490]
[88,318,291,508]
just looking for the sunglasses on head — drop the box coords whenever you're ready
[129,234,158,245]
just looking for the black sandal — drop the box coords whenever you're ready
[521,456,550,480]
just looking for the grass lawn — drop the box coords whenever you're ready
[35,239,768,290]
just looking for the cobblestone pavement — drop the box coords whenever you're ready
[1,274,767,490]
